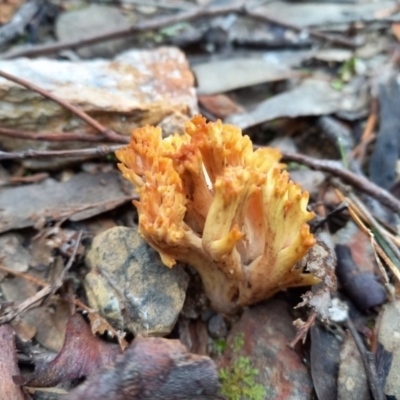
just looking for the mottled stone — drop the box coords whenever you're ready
[85,227,189,337]
[56,5,135,59]
[208,314,227,339]
[0,233,30,279]
[218,298,313,400]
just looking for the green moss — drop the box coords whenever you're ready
[219,333,266,400]
[214,338,227,356]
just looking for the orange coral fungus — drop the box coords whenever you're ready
[116,115,318,313]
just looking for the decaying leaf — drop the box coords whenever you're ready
[0,324,27,400]
[22,313,121,387]
[66,337,220,400]
[292,229,337,343]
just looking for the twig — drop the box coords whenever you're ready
[311,202,348,233]
[0,264,47,286]
[282,152,400,214]
[335,189,393,283]
[9,172,49,184]
[0,144,123,160]
[348,192,400,262]
[0,69,124,142]
[289,312,317,348]
[1,2,357,60]
[0,126,128,144]
[345,317,385,400]
[53,231,83,289]
[0,231,83,324]
[351,101,377,164]
[123,0,193,10]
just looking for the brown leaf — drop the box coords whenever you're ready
[0,172,132,233]
[198,94,244,119]
[291,230,337,345]
[66,337,220,400]
[86,310,128,350]
[392,23,400,42]
[23,313,121,387]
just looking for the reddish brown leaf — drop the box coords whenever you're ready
[0,324,27,400]
[86,310,128,350]
[66,337,220,400]
[23,313,121,387]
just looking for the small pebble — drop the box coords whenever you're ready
[208,314,228,339]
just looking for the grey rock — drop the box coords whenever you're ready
[0,233,30,279]
[55,5,134,59]
[227,79,343,130]
[208,314,227,339]
[85,227,189,337]
[193,57,297,95]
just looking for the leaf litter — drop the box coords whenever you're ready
[2,0,400,399]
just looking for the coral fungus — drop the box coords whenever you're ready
[116,115,318,313]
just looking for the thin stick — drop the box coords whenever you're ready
[0,264,47,286]
[335,190,389,281]
[335,189,392,283]
[53,231,83,289]
[0,126,128,144]
[282,152,400,214]
[289,312,317,348]
[348,192,400,262]
[0,144,123,160]
[346,318,385,400]
[351,102,377,163]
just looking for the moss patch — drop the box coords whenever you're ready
[219,333,266,400]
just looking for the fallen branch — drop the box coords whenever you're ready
[1,2,356,60]
[0,145,123,161]
[282,152,400,214]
